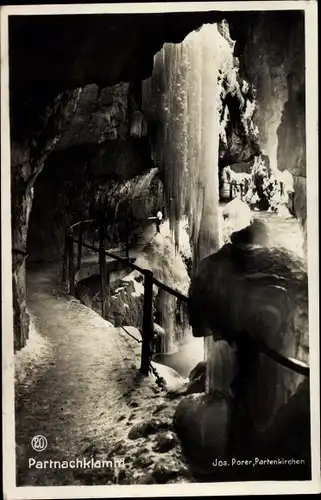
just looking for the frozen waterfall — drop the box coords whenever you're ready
[142,22,243,385]
[143,21,242,266]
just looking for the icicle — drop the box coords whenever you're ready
[129,110,147,138]
[143,22,239,266]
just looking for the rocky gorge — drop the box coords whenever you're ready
[7,6,312,486]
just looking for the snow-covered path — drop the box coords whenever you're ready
[15,263,157,486]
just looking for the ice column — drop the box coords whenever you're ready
[143,23,238,264]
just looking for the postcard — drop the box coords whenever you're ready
[1,1,319,498]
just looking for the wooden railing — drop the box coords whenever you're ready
[62,220,188,375]
[220,180,248,202]
[62,219,309,379]
[220,180,296,215]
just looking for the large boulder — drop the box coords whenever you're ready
[173,393,232,471]
[188,227,307,350]
[153,431,178,453]
[185,361,206,395]
[187,225,309,462]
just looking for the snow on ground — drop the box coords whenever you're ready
[15,264,191,486]
[15,310,53,388]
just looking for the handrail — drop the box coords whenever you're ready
[121,325,142,344]
[73,239,144,274]
[69,219,96,231]
[255,339,309,378]
[65,221,310,379]
[153,276,188,302]
[73,238,189,299]
[69,217,136,233]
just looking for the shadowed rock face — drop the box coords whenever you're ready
[27,139,158,261]
[9,11,225,142]
[230,10,306,235]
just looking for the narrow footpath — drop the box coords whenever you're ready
[15,263,166,486]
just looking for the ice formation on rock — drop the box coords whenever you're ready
[143,22,244,265]
[142,21,252,368]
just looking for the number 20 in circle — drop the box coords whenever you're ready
[31,435,48,452]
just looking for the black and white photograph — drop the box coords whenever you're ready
[1,1,319,498]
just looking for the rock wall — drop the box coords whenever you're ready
[27,137,155,261]
[12,81,152,348]
[231,11,306,240]
[11,144,33,351]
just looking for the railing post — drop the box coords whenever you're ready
[280,181,284,197]
[62,226,69,284]
[99,224,109,319]
[141,269,154,375]
[67,229,75,296]
[227,334,260,457]
[77,222,83,271]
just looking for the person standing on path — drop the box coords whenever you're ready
[156,210,163,232]
[148,209,163,233]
